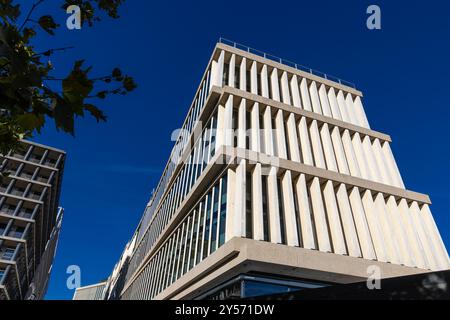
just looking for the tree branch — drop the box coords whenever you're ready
[19,0,46,32]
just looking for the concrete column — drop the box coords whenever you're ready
[345,93,360,126]
[250,102,261,152]
[210,50,225,88]
[275,110,287,159]
[267,167,282,243]
[299,78,312,111]
[374,193,401,264]
[281,170,300,246]
[309,177,332,252]
[228,54,235,87]
[397,199,427,269]
[320,123,338,172]
[342,129,361,177]
[336,184,362,258]
[250,61,258,94]
[295,174,316,250]
[286,114,301,162]
[353,96,370,129]
[270,68,280,101]
[239,57,246,91]
[337,90,351,123]
[349,187,376,260]
[361,190,388,262]
[309,81,322,114]
[385,196,415,267]
[215,103,226,153]
[263,106,274,156]
[260,65,269,98]
[224,94,234,147]
[234,159,247,238]
[372,138,393,186]
[298,117,314,166]
[252,164,264,241]
[420,204,450,270]
[280,71,291,105]
[382,142,405,189]
[309,120,326,169]
[331,127,350,175]
[237,99,246,149]
[318,84,332,117]
[327,87,342,120]
[362,136,382,183]
[322,181,346,255]
[409,201,439,270]
[352,132,373,181]
[289,75,302,108]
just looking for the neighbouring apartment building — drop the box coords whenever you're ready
[99,40,449,300]
[0,140,65,300]
[73,282,107,300]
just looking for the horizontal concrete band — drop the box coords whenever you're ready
[215,43,363,97]
[221,146,431,204]
[155,237,428,300]
[217,86,391,143]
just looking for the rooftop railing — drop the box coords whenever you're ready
[219,37,356,89]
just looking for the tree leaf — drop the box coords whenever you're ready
[38,15,60,35]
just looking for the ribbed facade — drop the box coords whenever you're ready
[0,140,65,300]
[73,282,106,300]
[105,41,449,300]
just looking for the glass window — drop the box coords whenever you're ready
[1,247,15,260]
[189,208,199,270]
[0,268,6,281]
[262,175,270,242]
[210,184,220,254]
[218,175,228,247]
[196,201,205,264]
[202,193,212,259]
[277,178,286,245]
[246,172,253,238]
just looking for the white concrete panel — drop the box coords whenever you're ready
[309,120,326,169]
[309,177,332,252]
[250,61,258,94]
[382,142,405,189]
[385,196,415,267]
[281,171,300,246]
[373,193,401,264]
[224,95,234,147]
[336,90,351,123]
[361,190,388,262]
[299,78,312,111]
[270,68,280,102]
[320,123,338,172]
[239,57,247,91]
[353,96,370,129]
[322,181,347,255]
[267,167,282,243]
[260,65,269,98]
[362,136,382,183]
[352,132,373,181]
[263,106,274,156]
[290,75,302,108]
[228,54,235,87]
[318,84,332,117]
[215,103,225,153]
[349,187,376,260]
[298,117,314,166]
[237,99,246,149]
[252,164,264,241]
[336,184,362,258]
[345,93,360,126]
[295,174,316,250]
[342,129,362,177]
[250,102,261,152]
[331,127,350,175]
[275,110,288,159]
[281,71,291,105]
[210,50,225,88]
[372,138,394,186]
[309,81,322,114]
[286,114,301,162]
[397,199,427,269]
[327,87,342,120]
[420,204,450,270]
[234,159,246,238]
[410,201,439,270]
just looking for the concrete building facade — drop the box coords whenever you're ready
[104,40,449,300]
[73,282,107,300]
[0,140,65,300]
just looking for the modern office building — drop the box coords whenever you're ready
[105,39,449,300]
[0,140,65,300]
[73,282,107,300]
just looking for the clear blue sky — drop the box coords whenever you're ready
[19,0,450,299]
